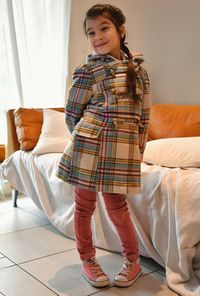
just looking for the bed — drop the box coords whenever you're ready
[1,104,200,296]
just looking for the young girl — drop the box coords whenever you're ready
[56,4,150,288]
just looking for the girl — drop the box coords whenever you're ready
[57,3,150,288]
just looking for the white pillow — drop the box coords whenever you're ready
[32,109,71,155]
[143,137,200,168]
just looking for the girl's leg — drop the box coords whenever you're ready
[102,192,139,262]
[102,192,141,287]
[74,187,97,261]
[74,187,110,287]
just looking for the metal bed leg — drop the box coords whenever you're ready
[12,189,19,207]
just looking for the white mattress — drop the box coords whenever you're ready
[1,150,200,296]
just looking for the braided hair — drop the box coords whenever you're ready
[83,4,137,98]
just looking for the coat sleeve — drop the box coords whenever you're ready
[65,65,93,133]
[139,68,151,155]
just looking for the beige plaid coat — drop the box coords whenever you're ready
[56,53,150,194]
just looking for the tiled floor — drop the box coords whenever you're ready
[0,195,178,296]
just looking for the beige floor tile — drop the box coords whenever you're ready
[15,195,37,207]
[0,206,49,234]
[20,248,123,296]
[21,206,48,219]
[0,265,57,296]
[0,198,15,212]
[0,224,76,264]
[0,195,175,296]
[0,194,26,211]
[16,196,48,219]
[93,272,178,296]
[0,195,47,217]
[19,248,174,296]
[0,257,15,269]
[0,195,50,232]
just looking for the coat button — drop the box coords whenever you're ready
[116,90,122,99]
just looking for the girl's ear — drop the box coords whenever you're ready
[120,25,126,38]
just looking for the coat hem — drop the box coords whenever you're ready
[56,174,141,195]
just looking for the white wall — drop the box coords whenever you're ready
[68,0,200,105]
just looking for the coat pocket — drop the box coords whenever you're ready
[73,118,103,138]
[113,118,139,132]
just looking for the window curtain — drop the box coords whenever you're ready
[0,0,71,144]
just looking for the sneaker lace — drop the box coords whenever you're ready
[88,258,105,276]
[118,260,133,276]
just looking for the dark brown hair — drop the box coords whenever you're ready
[83,4,137,98]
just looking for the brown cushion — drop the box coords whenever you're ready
[14,107,64,151]
[148,104,200,140]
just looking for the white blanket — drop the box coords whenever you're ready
[1,151,200,296]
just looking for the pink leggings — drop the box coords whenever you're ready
[74,187,139,262]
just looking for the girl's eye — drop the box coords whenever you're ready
[101,26,109,31]
[88,31,95,37]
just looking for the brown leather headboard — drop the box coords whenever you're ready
[6,107,64,157]
[148,104,200,140]
[7,104,200,157]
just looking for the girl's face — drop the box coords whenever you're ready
[86,15,125,60]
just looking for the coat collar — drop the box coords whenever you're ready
[87,54,123,63]
[87,51,144,65]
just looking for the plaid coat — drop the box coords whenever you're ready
[56,53,150,194]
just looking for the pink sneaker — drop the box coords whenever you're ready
[82,257,110,287]
[114,258,142,287]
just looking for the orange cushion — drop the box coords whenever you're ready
[148,104,200,140]
[0,144,5,161]
[14,108,43,151]
[14,107,64,151]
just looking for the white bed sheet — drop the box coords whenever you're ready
[1,150,200,296]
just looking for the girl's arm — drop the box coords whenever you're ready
[65,65,93,133]
[139,69,151,158]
